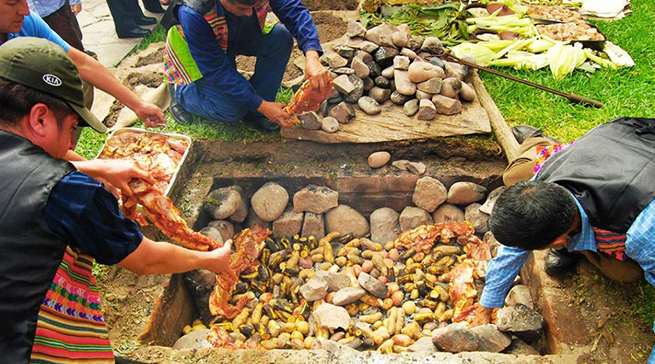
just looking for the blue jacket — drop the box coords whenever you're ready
[177,0,322,111]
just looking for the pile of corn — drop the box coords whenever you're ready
[183,228,486,353]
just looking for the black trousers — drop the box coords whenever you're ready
[106,0,162,33]
[42,0,84,51]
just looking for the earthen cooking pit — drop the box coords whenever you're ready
[108,137,596,364]
[96,3,653,362]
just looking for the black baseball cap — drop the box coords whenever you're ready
[0,37,107,133]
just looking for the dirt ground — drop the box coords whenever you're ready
[303,0,359,11]
[126,71,164,89]
[96,263,169,356]
[560,262,654,363]
[313,12,349,43]
[236,12,347,83]
[191,136,503,178]
[135,48,165,68]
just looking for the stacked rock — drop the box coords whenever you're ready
[301,20,477,132]
[200,181,508,242]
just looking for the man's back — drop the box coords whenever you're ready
[537,117,655,232]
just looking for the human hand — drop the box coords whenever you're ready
[470,305,493,327]
[304,50,330,95]
[93,176,121,199]
[71,3,82,15]
[257,101,296,128]
[135,101,166,128]
[98,160,156,196]
[205,240,236,280]
[105,180,121,199]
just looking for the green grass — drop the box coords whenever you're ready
[75,21,292,158]
[632,280,655,332]
[77,113,279,160]
[77,104,284,160]
[480,0,655,142]
[143,113,278,142]
[276,86,294,104]
[120,25,166,63]
[138,26,167,50]
[76,127,109,160]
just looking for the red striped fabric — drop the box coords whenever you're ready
[593,227,627,261]
[164,0,273,85]
[30,247,114,364]
[205,0,271,52]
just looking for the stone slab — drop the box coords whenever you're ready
[87,42,170,126]
[130,345,581,364]
[80,0,163,67]
[281,74,491,144]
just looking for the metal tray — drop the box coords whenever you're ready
[535,21,606,51]
[95,127,192,197]
[530,16,565,24]
[571,23,606,51]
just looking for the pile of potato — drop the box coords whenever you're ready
[183,224,488,353]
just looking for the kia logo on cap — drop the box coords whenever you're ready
[42,74,62,87]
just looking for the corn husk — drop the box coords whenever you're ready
[547,42,586,80]
[466,14,538,37]
[583,49,620,70]
[452,43,498,65]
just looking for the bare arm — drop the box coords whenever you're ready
[119,237,235,278]
[67,48,166,127]
[65,149,87,161]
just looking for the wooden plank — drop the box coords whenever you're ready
[281,87,491,143]
[471,73,520,162]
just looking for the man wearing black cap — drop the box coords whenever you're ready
[0,37,235,364]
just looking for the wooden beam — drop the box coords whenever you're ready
[471,73,520,162]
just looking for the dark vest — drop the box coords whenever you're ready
[161,0,214,30]
[537,117,655,233]
[0,131,75,363]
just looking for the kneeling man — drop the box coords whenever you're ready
[473,117,655,361]
[166,0,329,131]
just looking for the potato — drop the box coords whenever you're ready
[392,334,413,347]
[362,260,374,273]
[402,301,416,315]
[260,339,278,350]
[392,291,404,306]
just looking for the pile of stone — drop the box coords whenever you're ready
[427,284,543,355]
[300,21,477,132]
[201,178,505,242]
